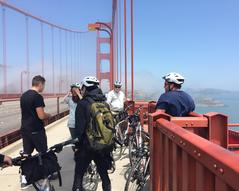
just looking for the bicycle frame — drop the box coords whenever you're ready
[10,138,78,191]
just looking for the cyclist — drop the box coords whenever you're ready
[156,72,195,116]
[64,83,82,139]
[20,75,51,188]
[0,154,12,166]
[107,80,125,114]
[73,76,112,191]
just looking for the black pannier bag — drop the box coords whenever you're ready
[20,150,62,185]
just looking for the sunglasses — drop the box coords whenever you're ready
[114,86,121,89]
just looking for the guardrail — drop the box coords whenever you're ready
[0,110,69,149]
[228,124,239,149]
[0,94,65,104]
[149,111,239,191]
[126,100,239,150]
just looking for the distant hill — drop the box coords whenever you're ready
[133,88,239,107]
[185,88,234,96]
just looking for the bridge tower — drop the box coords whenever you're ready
[96,24,113,92]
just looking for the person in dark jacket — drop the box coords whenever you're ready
[0,154,12,166]
[156,72,195,116]
[72,76,112,191]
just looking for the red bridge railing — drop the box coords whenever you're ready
[149,111,239,191]
[0,110,69,149]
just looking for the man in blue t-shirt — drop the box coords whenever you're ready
[156,72,195,117]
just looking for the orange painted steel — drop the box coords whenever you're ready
[228,129,239,149]
[228,123,239,127]
[130,0,134,101]
[128,101,229,148]
[149,112,239,191]
[124,0,128,98]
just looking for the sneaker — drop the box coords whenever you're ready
[20,175,30,190]
[49,173,58,180]
[21,183,31,190]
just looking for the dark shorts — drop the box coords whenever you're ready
[21,130,48,155]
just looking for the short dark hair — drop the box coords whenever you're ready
[173,83,182,89]
[32,75,45,86]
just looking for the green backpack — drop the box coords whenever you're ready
[86,98,115,151]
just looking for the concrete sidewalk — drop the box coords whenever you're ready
[0,117,130,191]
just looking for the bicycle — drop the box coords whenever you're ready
[83,161,100,191]
[112,104,132,161]
[11,138,79,191]
[127,106,150,166]
[124,146,150,191]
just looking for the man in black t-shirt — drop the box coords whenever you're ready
[20,75,51,155]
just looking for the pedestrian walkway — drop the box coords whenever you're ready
[0,116,130,191]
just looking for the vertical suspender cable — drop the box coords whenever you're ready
[119,0,122,82]
[72,33,74,82]
[59,29,62,93]
[74,33,77,82]
[76,34,80,81]
[79,33,82,80]
[70,32,73,83]
[2,6,7,93]
[65,31,68,91]
[116,0,119,81]
[131,0,134,100]
[124,0,127,98]
[40,22,44,76]
[51,26,55,93]
[25,16,30,89]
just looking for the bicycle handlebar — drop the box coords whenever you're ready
[11,138,79,167]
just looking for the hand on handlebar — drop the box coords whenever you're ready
[51,144,63,153]
[1,155,12,169]
[3,155,12,166]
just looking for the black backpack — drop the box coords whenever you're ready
[20,151,62,185]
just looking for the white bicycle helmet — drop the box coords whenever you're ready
[114,80,122,87]
[163,72,185,85]
[81,76,99,87]
[71,83,81,88]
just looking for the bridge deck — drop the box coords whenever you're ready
[0,117,129,191]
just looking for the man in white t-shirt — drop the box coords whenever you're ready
[107,81,125,113]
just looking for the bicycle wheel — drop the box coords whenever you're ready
[113,132,123,161]
[128,135,138,166]
[141,157,150,190]
[141,131,150,147]
[113,123,128,160]
[32,178,54,191]
[124,156,148,191]
[83,162,99,191]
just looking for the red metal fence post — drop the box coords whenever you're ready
[204,112,228,148]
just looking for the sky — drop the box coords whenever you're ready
[1,0,239,93]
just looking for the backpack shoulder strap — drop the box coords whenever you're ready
[85,96,95,104]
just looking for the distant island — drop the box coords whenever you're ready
[194,97,225,107]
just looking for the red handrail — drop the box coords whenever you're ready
[0,110,69,149]
[149,114,239,191]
